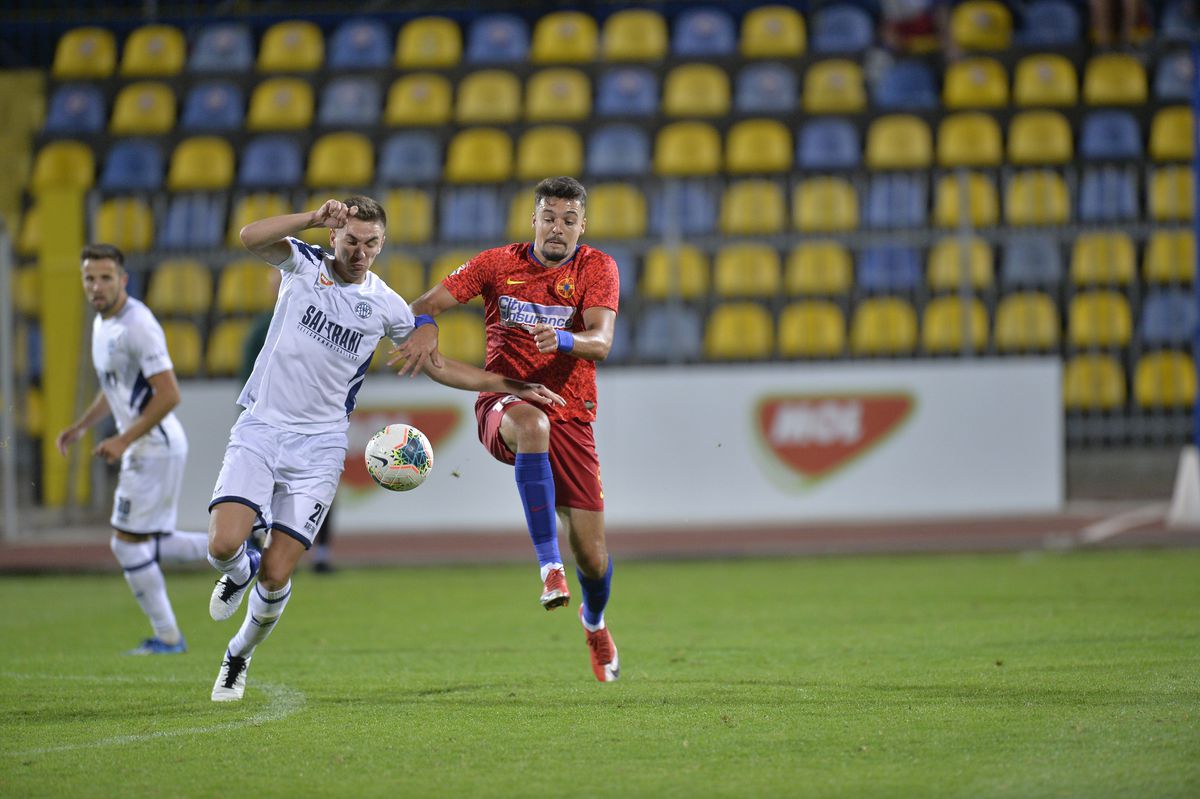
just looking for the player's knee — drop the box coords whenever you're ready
[576,549,608,579]
[512,412,551,451]
[258,559,294,591]
[207,527,243,560]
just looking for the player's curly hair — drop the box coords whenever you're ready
[80,243,126,269]
[534,176,587,210]
[342,195,387,228]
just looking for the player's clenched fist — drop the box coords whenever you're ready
[531,323,560,354]
[311,199,359,229]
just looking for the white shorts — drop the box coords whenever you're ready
[111,449,188,535]
[209,410,344,549]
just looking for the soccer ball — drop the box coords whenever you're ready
[364,424,434,492]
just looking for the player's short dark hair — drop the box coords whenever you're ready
[343,195,387,228]
[80,243,125,269]
[533,177,587,210]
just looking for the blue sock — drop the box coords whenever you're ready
[514,452,560,567]
[577,558,613,627]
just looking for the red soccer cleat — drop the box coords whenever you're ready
[580,607,620,682]
[540,567,571,610]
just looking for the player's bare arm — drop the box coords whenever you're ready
[93,369,181,464]
[239,199,358,266]
[421,356,566,407]
[532,306,616,360]
[387,284,458,376]
[55,390,112,456]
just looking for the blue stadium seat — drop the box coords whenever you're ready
[1018,0,1083,45]
[157,193,223,249]
[635,304,703,361]
[812,4,875,52]
[179,81,244,131]
[600,245,638,298]
[466,14,530,63]
[327,18,390,69]
[1161,0,1200,39]
[1155,51,1193,101]
[1079,111,1142,160]
[734,62,797,113]
[99,139,163,191]
[1079,167,1139,222]
[649,179,718,236]
[607,316,633,364]
[44,84,105,133]
[378,132,441,184]
[587,125,650,177]
[866,174,927,229]
[596,68,658,116]
[439,187,505,241]
[317,76,381,127]
[1141,290,1197,345]
[238,135,302,188]
[188,23,253,73]
[672,8,737,56]
[857,247,923,293]
[797,118,860,169]
[873,60,938,111]
[1001,234,1063,287]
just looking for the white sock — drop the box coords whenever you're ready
[110,537,181,644]
[229,581,292,658]
[157,531,209,564]
[208,543,252,585]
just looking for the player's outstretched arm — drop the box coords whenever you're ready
[531,307,616,361]
[387,284,460,377]
[239,199,357,266]
[55,391,111,456]
[92,369,181,464]
[420,357,565,408]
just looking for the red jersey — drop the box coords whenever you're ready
[441,243,620,423]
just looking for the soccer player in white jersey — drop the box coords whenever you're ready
[55,243,211,655]
[207,195,565,701]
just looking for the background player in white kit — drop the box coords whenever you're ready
[55,243,210,655]
[207,196,565,701]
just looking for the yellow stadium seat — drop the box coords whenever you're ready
[217,260,278,315]
[785,242,853,295]
[307,132,373,189]
[663,63,730,117]
[206,319,252,377]
[396,16,461,68]
[586,183,646,238]
[247,78,314,131]
[1063,354,1126,411]
[382,189,433,245]
[147,259,213,317]
[455,70,521,124]
[30,140,94,192]
[384,74,452,126]
[228,193,291,247]
[17,203,42,256]
[437,310,486,365]
[602,9,668,61]
[950,0,1012,51]
[506,188,536,241]
[802,59,865,113]
[444,128,512,183]
[110,81,175,134]
[654,122,721,176]
[1149,166,1194,222]
[168,136,234,191]
[1008,111,1073,165]
[933,172,999,228]
[922,296,989,353]
[794,177,858,232]
[1005,170,1070,226]
[258,20,323,72]
[531,11,599,63]
[21,386,43,437]
[1070,233,1135,286]
[13,266,38,317]
[865,114,933,169]
[161,321,202,378]
[1150,107,1194,161]
[429,249,479,285]
[95,198,154,252]
[516,126,583,180]
[714,244,782,298]
[120,24,185,76]
[850,297,918,356]
[740,5,806,57]
[1083,54,1147,106]
[641,245,710,300]
[1143,230,1195,284]
[937,113,1002,167]
[726,119,792,173]
[995,292,1060,352]
[1013,54,1078,107]
[927,237,994,291]
[1135,351,1196,408]
[525,68,591,122]
[719,180,787,235]
[778,301,846,358]
[377,255,426,301]
[705,302,775,360]
[943,57,1008,108]
[53,27,116,79]
[1068,291,1132,348]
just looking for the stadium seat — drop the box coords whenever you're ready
[454,70,521,124]
[635,304,703,361]
[922,296,989,354]
[516,126,582,180]
[802,59,866,113]
[672,8,737,56]
[1143,230,1195,284]
[30,140,94,192]
[648,180,718,235]
[444,128,512,183]
[585,183,646,238]
[850,297,918,356]
[874,60,938,110]
[856,247,923,293]
[794,177,858,232]
[663,63,731,117]
[994,292,1060,352]
[1140,290,1196,345]
[12,266,38,317]
[307,132,373,188]
[44,84,105,134]
[797,118,860,169]
[950,0,1012,50]
[258,21,324,72]
[168,136,234,191]
[943,57,1008,108]
[1018,0,1083,45]
[705,302,774,360]
[328,18,390,69]
[726,119,792,174]
[1135,351,1196,409]
[1008,111,1073,165]
[602,9,668,61]
[595,67,658,116]
[1070,232,1136,286]
[427,252,484,306]
[436,311,486,365]
[1078,167,1138,223]
[217,260,278,315]
[383,188,434,244]
[531,11,598,63]
[247,78,314,131]
[1063,354,1126,411]
[1083,55,1147,105]
[641,245,709,300]
[587,124,650,177]
[52,26,116,78]
[778,301,847,358]
[1012,53,1078,107]
[1005,170,1070,226]
[1079,111,1142,160]
[811,4,874,52]
[933,172,999,228]
[1162,0,1200,39]
[147,259,213,317]
[120,24,185,76]
[1068,291,1132,348]
[160,322,202,378]
[397,16,461,68]
[439,187,504,242]
[1154,51,1192,101]
[157,194,223,250]
[188,23,253,73]
[95,197,154,252]
[317,76,382,127]
[713,243,782,298]
[865,114,932,169]
[377,255,426,301]
[865,174,928,228]
[227,192,290,247]
[238,135,302,188]
[740,5,806,57]
[654,121,721,176]
[1149,106,1194,161]
[1001,235,1063,288]
[99,140,163,191]
[526,68,591,121]
[505,191,536,241]
[466,14,529,63]
[1149,166,1194,222]
[17,202,44,256]
[179,82,243,131]
[110,82,175,134]
[378,131,441,184]
[786,242,853,295]
[205,319,251,376]
[384,74,452,126]
[927,237,994,291]
[734,62,797,113]
[937,113,1002,167]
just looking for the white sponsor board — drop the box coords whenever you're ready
[175,358,1062,532]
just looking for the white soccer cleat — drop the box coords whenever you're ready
[209,549,260,621]
[211,651,251,702]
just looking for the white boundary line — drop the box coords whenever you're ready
[1077,502,1168,545]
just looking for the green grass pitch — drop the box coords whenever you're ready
[1,549,1197,798]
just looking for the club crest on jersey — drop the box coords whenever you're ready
[354,301,373,319]
[555,275,576,300]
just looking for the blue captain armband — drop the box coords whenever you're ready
[414,314,438,329]
[555,330,575,352]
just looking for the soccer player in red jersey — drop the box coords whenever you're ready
[391,177,621,681]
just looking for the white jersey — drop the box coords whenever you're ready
[238,237,416,434]
[91,296,186,456]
